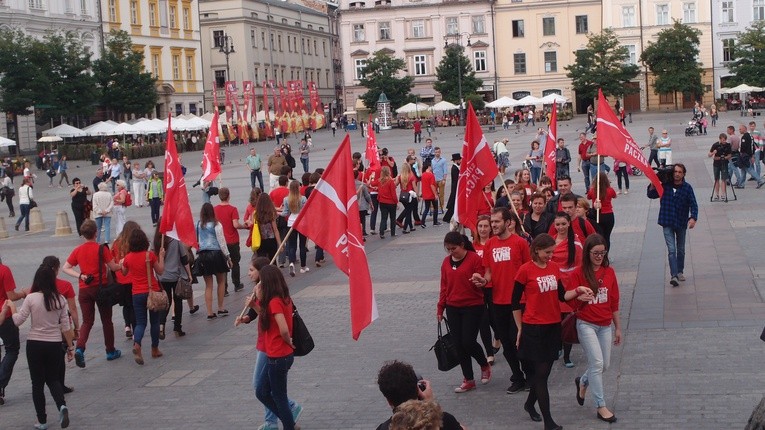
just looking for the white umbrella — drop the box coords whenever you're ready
[106,122,142,135]
[396,102,431,114]
[486,96,518,108]
[540,94,569,104]
[431,100,459,111]
[515,95,543,105]
[133,120,165,134]
[38,136,63,143]
[0,136,16,148]
[724,84,763,94]
[83,121,116,136]
[42,123,86,138]
[201,112,215,122]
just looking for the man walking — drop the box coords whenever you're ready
[246,147,263,190]
[420,138,435,165]
[443,153,461,225]
[0,255,21,405]
[577,132,593,192]
[214,188,248,295]
[644,127,660,169]
[727,125,742,186]
[267,147,287,190]
[431,147,448,214]
[555,138,571,179]
[413,119,422,144]
[736,124,765,189]
[647,163,698,287]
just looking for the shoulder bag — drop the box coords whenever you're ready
[146,251,169,311]
[430,319,460,371]
[191,222,204,277]
[292,303,314,357]
[561,312,580,344]
[27,187,37,209]
[250,212,261,252]
[95,244,123,307]
[175,244,194,300]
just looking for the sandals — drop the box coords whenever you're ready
[207,314,217,320]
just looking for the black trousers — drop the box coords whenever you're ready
[445,305,488,381]
[160,280,184,330]
[379,203,397,235]
[27,340,66,425]
[492,304,527,384]
[648,149,660,168]
[479,288,496,358]
[226,243,241,289]
[597,212,615,252]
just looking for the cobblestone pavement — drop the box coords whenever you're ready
[1,111,764,429]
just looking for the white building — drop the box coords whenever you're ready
[711,0,761,96]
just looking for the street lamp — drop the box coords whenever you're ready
[443,32,471,126]
[218,33,235,81]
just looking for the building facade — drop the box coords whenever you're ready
[337,0,497,112]
[0,0,101,151]
[199,0,337,114]
[711,0,761,97]
[494,0,600,112]
[101,0,204,118]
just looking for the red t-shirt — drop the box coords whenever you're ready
[55,278,75,299]
[578,140,593,161]
[243,203,256,225]
[114,188,127,206]
[214,204,241,245]
[437,252,485,316]
[67,241,113,289]
[299,185,308,196]
[551,239,582,313]
[269,187,289,210]
[111,239,130,284]
[0,264,17,309]
[421,171,436,200]
[567,266,620,326]
[400,175,417,193]
[482,235,530,305]
[514,261,563,324]
[264,297,294,358]
[122,251,161,295]
[549,217,595,242]
[587,187,617,214]
[377,179,398,205]
[477,191,494,216]
[364,168,380,193]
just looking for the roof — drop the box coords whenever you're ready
[252,0,328,17]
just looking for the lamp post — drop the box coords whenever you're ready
[443,32,471,126]
[218,33,235,81]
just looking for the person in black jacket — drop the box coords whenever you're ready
[544,176,581,215]
[735,124,765,188]
[442,153,461,224]
[524,193,555,238]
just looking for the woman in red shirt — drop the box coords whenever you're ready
[437,232,490,393]
[586,172,617,251]
[550,213,583,368]
[472,216,498,366]
[512,234,593,430]
[397,162,418,234]
[514,168,538,208]
[377,166,398,238]
[420,162,439,227]
[569,234,621,424]
[476,183,494,218]
[112,221,142,340]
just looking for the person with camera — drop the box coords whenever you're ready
[69,178,91,238]
[709,133,732,201]
[647,163,698,287]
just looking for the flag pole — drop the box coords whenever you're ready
[596,155,601,223]
[497,173,527,234]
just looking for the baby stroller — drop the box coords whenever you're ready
[685,119,701,136]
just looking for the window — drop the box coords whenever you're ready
[169,5,177,28]
[414,55,427,76]
[446,17,459,35]
[80,0,88,14]
[514,53,526,74]
[722,39,735,62]
[379,21,391,40]
[625,44,636,64]
[575,15,588,34]
[172,55,181,80]
[722,1,734,23]
[544,51,557,73]
[355,59,367,80]
[353,24,366,42]
[215,70,226,88]
[756,0,765,21]
[682,3,696,22]
[542,17,555,36]
[189,103,197,115]
[314,40,317,55]
[282,18,287,24]
[472,16,485,34]
[412,20,425,38]
[175,103,183,116]
[656,4,669,25]
[262,31,266,49]
[183,7,190,30]
[130,1,138,24]
[622,6,635,27]
[251,29,257,47]
[152,54,160,78]
[512,20,524,37]
[474,51,487,72]
[278,34,282,51]
[323,41,327,56]
[108,0,117,21]
[254,68,259,83]
[29,0,43,9]
[659,93,673,104]
[149,2,157,26]
[186,56,194,80]
[270,33,274,50]
[213,30,224,48]
[302,38,305,53]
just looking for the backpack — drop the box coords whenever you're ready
[124,192,132,207]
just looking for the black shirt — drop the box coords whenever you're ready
[709,142,731,168]
[377,411,462,430]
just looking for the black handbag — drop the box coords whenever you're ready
[561,312,580,344]
[292,304,314,357]
[430,319,460,372]
[399,190,411,203]
[95,244,123,307]
[760,324,765,342]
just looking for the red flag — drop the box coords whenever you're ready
[543,103,558,189]
[201,109,222,182]
[454,103,500,231]
[595,89,663,197]
[365,119,380,171]
[292,136,377,340]
[160,115,198,248]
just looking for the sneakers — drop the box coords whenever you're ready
[299,267,309,274]
[677,273,686,281]
[59,405,70,428]
[234,284,244,292]
[257,424,279,430]
[217,309,229,316]
[289,263,296,277]
[292,403,304,423]
[74,348,85,368]
[189,305,200,315]
[454,379,476,393]
[106,350,122,361]
[125,326,132,338]
[670,276,679,287]
[506,381,527,394]
[480,365,492,384]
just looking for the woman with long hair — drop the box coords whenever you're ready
[472,216,498,366]
[523,193,554,239]
[254,265,298,430]
[120,228,166,364]
[147,171,163,227]
[570,234,621,424]
[377,166,398,238]
[153,223,192,337]
[550,212,583,368]
[254,193,282,261]
[512,234,594,430]
[586,172,616,250]
[526,141,544,184]
[0,265,74,429]
[281,180,308,276]
[397,162,418,234]
[514,168,538,209]
[112,221,142,340]
[510,191,527,220]
[196,202,232,320]
[243,187,262,251]
[437,232,491,393]
[15,177,34,232]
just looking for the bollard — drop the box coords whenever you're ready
[0,217,8,239]
[54,211,73,236]
[29,208,44,233]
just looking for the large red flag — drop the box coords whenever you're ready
[365,119,380,171]
[292,135,377,340]
[201,109,222,182]
[454,103,500,231]
[543,103,558,189]
[160,115,198,248]
[595,89,663,197]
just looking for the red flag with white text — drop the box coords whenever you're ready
[292,135,378,340]
[454,103,500,231]
[160,115,198,248]
[365,119,380,171]
[201,109,222,182]
[595,89,663,197]
[544,104,558,189]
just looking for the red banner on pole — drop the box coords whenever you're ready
[262,81,274,138]
[160,115,198,248]
[224,81,237,142]
[365,119,380,171]
[544,103,558,189]
[201,109,222,182]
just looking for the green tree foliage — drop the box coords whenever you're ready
[641,20,704,109]
[434,45,483,106]
[0,29,51,116]
[94,30,158,119]
[464,94,485,111]
[41,31,99,123]
[358,51,414,113]
[565,28,640,102]
[727,21,765,87]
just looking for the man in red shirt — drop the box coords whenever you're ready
[419,161,440,226]
[269,175,290,267]
[214,187,248,295]
[577,132,593,192]
[413,119,422,144]
[548,193,596,241]
[0,256,22,405]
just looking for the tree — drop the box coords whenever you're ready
[0,29,52,116]
[358,51,413,113]
[565,28,640,102]
[94,30,158,119]
[641,20,704,109]
[434,45,483,106]
[727,21,765,87]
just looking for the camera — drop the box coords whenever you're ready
[83,274,94,284]
[655,165,674,184]
[415,373,426,392]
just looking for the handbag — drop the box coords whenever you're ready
[250,213,261,252]
[561,312,580,344]
[399,190,411,203]
[146,251,169,311]
[292,303,314,357]
[95,244,123,307]
[175,276,193,300]
[430,319,460,372]
[27,188,37,209]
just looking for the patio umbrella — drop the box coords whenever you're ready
[431,100,459,111]
[396,102,430,114]
[486,96,518,108]
[42,123,86,138]
[540,94,569,104]
[38,136,63,143]
[724,84,763,94]
[0,136,16,147]
[515,95,543,105]
[106,122,142,135]
[83,121,116,136]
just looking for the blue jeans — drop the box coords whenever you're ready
[95,216,111,244]
[253,351,296,426]
[581,161,591,191]
[589,163,608,183]
[256,354,295,430]
[202,190,211,204]
[132,293,160,347]
[729,159,742,184]
[755,150,762,177]
[0,318,20,390]
[300,158,309,173]
[250,170,264,190]
[737,162,763,186]
[530,166,541,184]
[15,203,30,230]
[577,319,613,408]
[662,226,687,277]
